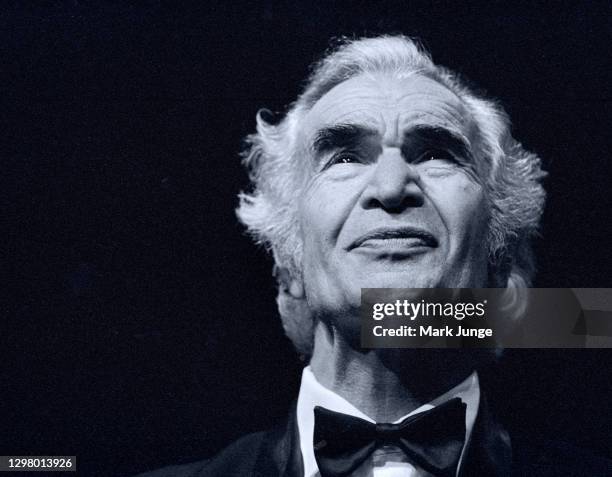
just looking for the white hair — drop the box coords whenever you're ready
[236,35,546,355]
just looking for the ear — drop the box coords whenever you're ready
[274,267,313,357]
[288,278,304,299]
[275,266,305,299]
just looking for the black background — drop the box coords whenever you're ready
[4,1,612,476]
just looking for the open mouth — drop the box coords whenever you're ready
[347,227,438,251]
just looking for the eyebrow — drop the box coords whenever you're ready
[312,124,378,155]
[402,125,472,159]
[311,123,473,160]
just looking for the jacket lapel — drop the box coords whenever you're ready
[252,404,304,477]
[459,393,512,476]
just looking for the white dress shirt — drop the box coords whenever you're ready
[296,366,480,477]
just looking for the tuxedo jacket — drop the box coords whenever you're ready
[135,397,612,477]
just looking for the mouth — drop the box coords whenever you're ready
[347,226,439,252]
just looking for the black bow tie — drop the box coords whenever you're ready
[313,397,466,477]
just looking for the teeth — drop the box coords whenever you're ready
[362,237,428,247]
[349,229,437,251]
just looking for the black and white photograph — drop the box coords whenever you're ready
[4,2,612,476]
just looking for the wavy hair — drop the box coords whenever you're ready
[236,35,546,355]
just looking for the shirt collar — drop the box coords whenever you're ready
[296,365,480,477]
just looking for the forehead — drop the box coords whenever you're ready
[301,73,473,142]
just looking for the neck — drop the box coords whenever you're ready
[309,320,476,422]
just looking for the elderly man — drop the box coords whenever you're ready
[137,36,611,477]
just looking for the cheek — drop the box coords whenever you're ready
[440,180,488,241]
[299,179,360,249]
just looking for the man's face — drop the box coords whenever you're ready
[297,73,489,320]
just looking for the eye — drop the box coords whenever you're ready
[323,151,362,170]
[416,149,458,165]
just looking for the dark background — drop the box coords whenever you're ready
[4,1,612,476]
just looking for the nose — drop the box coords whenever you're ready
[360,147,425,212]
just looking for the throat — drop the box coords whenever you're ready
[309,321,476,422]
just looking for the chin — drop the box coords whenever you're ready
[353,271,443,290]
